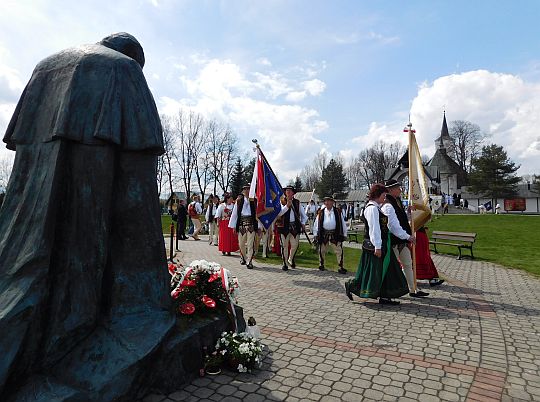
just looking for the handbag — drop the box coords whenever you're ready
[362,238,375,251]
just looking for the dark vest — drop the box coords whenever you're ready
[362,203,389,251]
[384,194,411,245]
[234,196,257,232]
[280,198,301,235]
[207,203,214,223]
[316,207,345,243]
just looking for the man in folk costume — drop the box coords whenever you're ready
[313,195,348,274]
[188,194,203,240]
[229,185,260,269]
[205,194,219,245]
[305,200,317,234]
[382,179,429,298]
[277,186,308,271]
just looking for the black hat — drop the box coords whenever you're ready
[384,179,401,189]
[323,195,335,201]
[283,186,295,192]
[242,184,251,190]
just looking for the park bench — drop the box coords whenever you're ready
[348,231,360,243]
[429,231,477,260]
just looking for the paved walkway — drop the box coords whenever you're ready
[145,238,540,402]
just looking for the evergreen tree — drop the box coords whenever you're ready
[293,176,303,192]
[242,157,256,186]
[315,159,349,199]
[468,144,521,199]
[230,158,244,198]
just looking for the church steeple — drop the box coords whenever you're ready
[435,111,452,152]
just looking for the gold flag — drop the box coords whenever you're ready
[408,130,431,230]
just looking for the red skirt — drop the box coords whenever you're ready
[415,229,439,280]
[272,227,281,256]
[219,220,239,253]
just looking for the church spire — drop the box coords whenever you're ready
[437,111,450,152]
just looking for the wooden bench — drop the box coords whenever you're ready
[429,231,477,260]
[348,231,360,243]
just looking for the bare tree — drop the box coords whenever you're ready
[300,152,329,191]
[206,120,238,195]
[0,154,14,193]
[356,141,405,187]
[172,110,204,201]
[158,115,177,200]
[449,120,486,173]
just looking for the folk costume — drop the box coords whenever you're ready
[381,180,429,297]
[188,198,203,240]
[177,202,188,240]
[277,190,308,271]
[415,227,444,286]
[305,201,317,234]
[229,192,259,269]
[345,200,408,303]
[313,199,348,274]
[205,200,219,245]
[217,202,239,255]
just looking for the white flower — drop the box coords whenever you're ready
[237,364,247,373]
[220,350,226,355]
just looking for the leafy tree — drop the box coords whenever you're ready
[315,159,349,199]
[242,157,256,187]
[293,176,303,192]
[468,144,521,199]
[230,158,244,198]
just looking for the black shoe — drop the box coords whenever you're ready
[282,265,288,271]
[409,291,429,298]
[429,279,445,287]
[338,268,347,274]
[379,298,400,305]
[291,262,296,268]
[344,282,353,301]
[222,252,226,255]
[247,263,253,269]
[318,266,325,271]
[227,252,231,256]
[240,260,246,265]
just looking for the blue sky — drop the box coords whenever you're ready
[1,0,540,180]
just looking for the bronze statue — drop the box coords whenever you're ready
[0,33,176,401]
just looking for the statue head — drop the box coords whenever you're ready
[98,32,145,68]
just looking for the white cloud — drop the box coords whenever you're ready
[159,58,329,180]
[256,57,272,66]
[349,70,540,175]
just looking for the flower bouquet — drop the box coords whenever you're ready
[215,331,263,373]
[169,260,240,317]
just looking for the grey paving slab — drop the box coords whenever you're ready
[141,235,540,401]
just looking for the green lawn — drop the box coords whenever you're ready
[427,214,540,276]
[162,214,174,234]
[254,242,362,273]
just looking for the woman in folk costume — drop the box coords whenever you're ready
[216,194,239,256]
[415,226,445,286]
[345,184,409,305]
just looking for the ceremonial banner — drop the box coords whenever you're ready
[249,147,284,229]
[407,127,432,231]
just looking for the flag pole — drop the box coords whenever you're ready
[406,121,418,293]
[253,140,312,246]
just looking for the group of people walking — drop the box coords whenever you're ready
[172,178,444,306]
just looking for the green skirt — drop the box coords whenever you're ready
[347,235,408,299]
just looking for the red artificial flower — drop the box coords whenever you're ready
[208,273,220,283]
[171,288,181,299]
[168,263,176,275]
[181,279,196,287]
[179,303,195,315]
[201,295,216,308]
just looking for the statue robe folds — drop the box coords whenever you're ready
[0,41,172,401]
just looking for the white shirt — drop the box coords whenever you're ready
[305,203,317,215]
[278,199,308,225]
[228,197,258,229]
[380,202,411,242]
[205,202,219,221]
[191,201,202,215]
[363,201,383,249]
[312,207,348,237]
